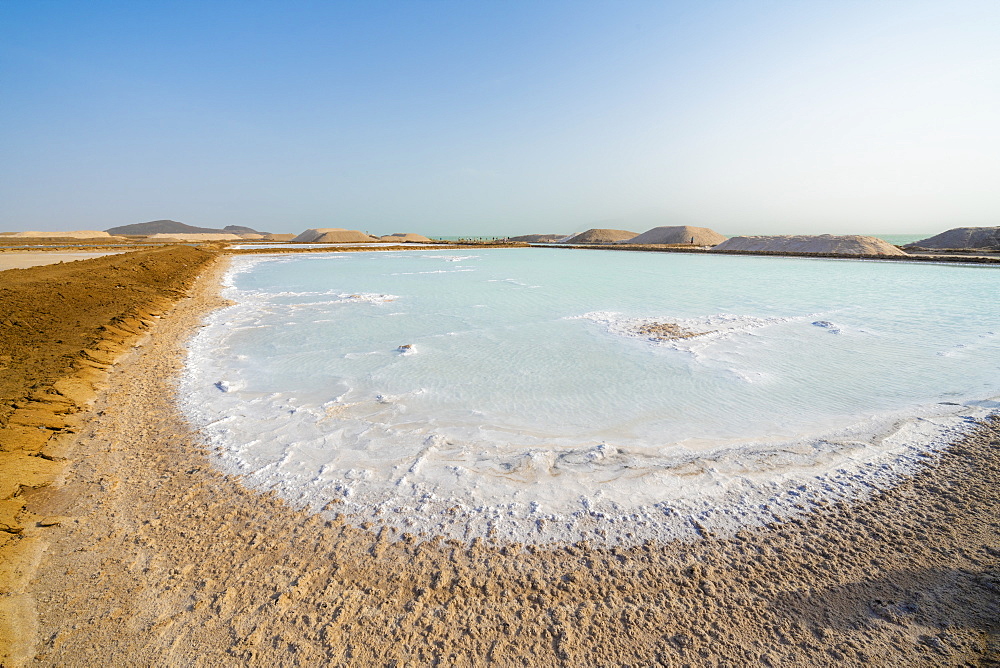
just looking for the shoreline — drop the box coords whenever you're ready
[5,251,999,665]
[534,243,1000,264]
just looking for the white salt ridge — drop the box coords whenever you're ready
[181,250,1000,546]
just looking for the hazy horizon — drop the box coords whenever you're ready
[2,1,998,237]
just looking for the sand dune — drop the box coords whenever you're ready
[626,225,727,245]
[907,227,1000,250]
[713,234,907,256]
[563,228,639,243]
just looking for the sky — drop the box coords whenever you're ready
[1,1,998,236]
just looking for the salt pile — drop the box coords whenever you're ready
[626,225,727,245]
[713,234,907,256]
[293,228,378,243]
[563,228,639,243]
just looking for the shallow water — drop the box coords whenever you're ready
[182,248,1000,543]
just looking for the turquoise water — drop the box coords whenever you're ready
[872,233,933,246]
[182,248,999,543]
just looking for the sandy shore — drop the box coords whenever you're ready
[6,255,999,666]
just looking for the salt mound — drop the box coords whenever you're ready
[712,234,908,256]
[145,233,243,241]
[10,230,113,239]
[292,228,377,243]
[263,233,296,241]
[626,225,727,245]
[509,234,565,243]
[564,228,639,244]
[906,227,1000,250]
[378,233,433,243]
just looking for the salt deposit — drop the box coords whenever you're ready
[713,234,907,255]
[626,225,727,245]
[182,249,999,545]
[906,226,1000,250]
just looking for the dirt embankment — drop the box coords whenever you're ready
[0,246,214,656]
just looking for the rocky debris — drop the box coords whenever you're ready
[634,322,710,340]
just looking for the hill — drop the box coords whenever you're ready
[105,220,268,236]
[906,227,1000,250]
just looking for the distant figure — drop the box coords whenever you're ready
[690,236,695,244]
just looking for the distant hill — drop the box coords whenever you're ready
[224,225,269,235]
[905,227,1000,250]
[105,220,269,235]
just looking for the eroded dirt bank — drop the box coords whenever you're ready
[3,250,999,666]
[0,246,214,661]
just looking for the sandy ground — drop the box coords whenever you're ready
[0,252,127,270]
[6,255,999,666]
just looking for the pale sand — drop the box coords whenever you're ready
[5,231,113,239]
[14,257,1000,666]
[0,252,127,271]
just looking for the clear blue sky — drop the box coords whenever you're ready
[2,0,998,236]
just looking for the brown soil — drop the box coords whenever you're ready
[0,246,215,661]
[1,250,998,667]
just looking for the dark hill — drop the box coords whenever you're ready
[105,220,226,235]
[223,225,267,235]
